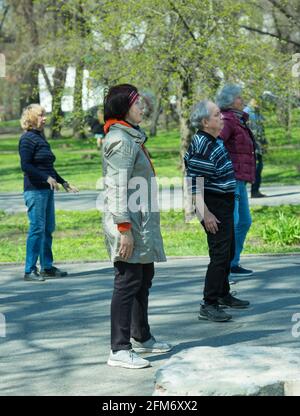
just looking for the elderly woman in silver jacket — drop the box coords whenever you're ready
[102,84,172,369]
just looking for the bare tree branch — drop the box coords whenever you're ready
[40,65,54,95]
[271,8,282,40]
[168,0,197,42]
[0,4,10,33]
[267,0,299,27]
[240,24,300,48]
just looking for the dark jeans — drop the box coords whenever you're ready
[111,261,154,352]
[203,192,235,305]
[251,153,263,194]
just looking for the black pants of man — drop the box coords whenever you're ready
[111,261,154,352]
[203,191,235,305]
[251,153,263,194]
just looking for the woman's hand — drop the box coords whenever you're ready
[62,182,79,193]
[47,176,59,191]
[203,210,221,234]
[119,229,134,260]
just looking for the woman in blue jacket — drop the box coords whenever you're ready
[19,104,78,282]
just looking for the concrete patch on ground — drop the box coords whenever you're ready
[154,346,300,396]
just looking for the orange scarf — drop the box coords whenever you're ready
[104,118,131,134]
[104,119,156,175]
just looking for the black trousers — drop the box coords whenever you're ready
[203,192,235,305]
[111,261,154,352]
[251,153,263,194]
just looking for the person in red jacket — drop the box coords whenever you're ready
[216,84,256,278]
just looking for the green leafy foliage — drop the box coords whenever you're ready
[261,210,300,246]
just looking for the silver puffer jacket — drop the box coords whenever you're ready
[102,123,166,264]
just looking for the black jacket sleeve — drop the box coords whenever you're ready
[19,137,49,182]
[54,169,66,184]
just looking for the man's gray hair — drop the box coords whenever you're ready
[216,84,242,110]
[190,100,211,129]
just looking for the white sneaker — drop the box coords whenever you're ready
[131,336,172,353]
[107,349,150,369]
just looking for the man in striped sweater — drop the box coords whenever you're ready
[184,100,250,322]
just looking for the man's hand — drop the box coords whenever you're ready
[47,176,59,191]
[62,182,79,193]
[119,229,134,260]
[203,209,221,234]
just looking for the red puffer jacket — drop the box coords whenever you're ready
[219,109,256,183]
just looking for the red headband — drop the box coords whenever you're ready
[128,91,139,107]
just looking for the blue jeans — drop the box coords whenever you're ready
[231,181,252,268]
[24,189,55,273]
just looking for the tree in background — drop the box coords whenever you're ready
[10,0,41,110]
[89,0,291,160]
[1,0,297,147]
[241,0,300,142]
[0,1,20,120]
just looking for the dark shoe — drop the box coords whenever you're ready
[41,266,68,277]
[230,265,253,277]
[198,304,232,322]
[218,292,250,309]
[24,269,45,282]
[251,191,267,198]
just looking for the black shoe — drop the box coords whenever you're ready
[198,304,232,322]
[24,269,45,282]
[251,191,267,198]
[41,266,68,277]
[230,265,253,277]
[218,292,250,309]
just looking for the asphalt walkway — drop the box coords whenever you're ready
[0,255,300,396]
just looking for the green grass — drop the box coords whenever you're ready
[0,130,182,192]
[264,107,300,146]
[0,108,299,192]
[263,147,300,185]
[0,119,20,128]
[0,205,299,263]
[259,107,300,184]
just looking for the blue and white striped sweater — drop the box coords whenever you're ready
[184,131,236,194]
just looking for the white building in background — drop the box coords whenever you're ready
[39,66,104,112]
[0,53,6,78]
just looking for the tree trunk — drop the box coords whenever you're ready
[49,65,68,139]
[286,94,292,144]
[150,94,162,137]
[276,97,292,143]
[72,1,88,139]
[18,0,40,111]
[1,69,20,120]
[164,110,169,131]
[177,74,195,218]
[72,62,86,139]
[177,74,194,171]
[19,64,40,111]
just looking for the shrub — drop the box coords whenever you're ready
[262,211,300,246]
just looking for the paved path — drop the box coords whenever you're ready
[0,255,300,396]
[1,185,299,213]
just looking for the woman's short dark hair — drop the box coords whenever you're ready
[104,84,138,121]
